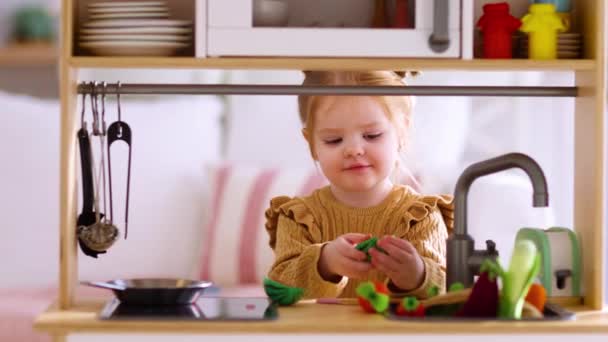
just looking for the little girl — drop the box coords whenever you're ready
[265,71,453,299]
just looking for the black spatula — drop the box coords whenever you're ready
[76,127,106,258]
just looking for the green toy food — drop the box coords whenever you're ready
[425,282,466,317]
[499,239,541,319]
[263,277,304,306]
[395,296,425,317]
[355,237,386,261]
[448,282,465,292]
[426,285,440,298]
[356,281,390,313]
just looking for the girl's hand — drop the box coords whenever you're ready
[318,233,372,282]
[369,236,425,291]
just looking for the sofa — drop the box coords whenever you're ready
[0,70,558,341]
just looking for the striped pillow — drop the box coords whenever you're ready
[197,163,327,286]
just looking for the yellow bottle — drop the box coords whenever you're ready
[520,4,566,60]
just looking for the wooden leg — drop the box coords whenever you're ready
[52,333,67,342]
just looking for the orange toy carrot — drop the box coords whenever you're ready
[524,283,547,312]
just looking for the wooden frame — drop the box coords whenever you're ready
[45,0,606,338]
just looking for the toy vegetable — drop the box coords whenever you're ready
[476,2,521,58]
[356,281,390,313]
[520,3,566,59]
[355,237,386,262]
[524,283,547,312]
[395,296,425,317]
[458,259,501,317]
[263,277,304,306]
[498,239,541,319]
[424,283,469,317]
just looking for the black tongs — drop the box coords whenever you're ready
[107,84,132,239]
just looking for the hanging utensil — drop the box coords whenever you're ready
[76,83,107,258]
[107,82,133,239]
[84,123,120,252]
[77,83,119,254]
[90,83,120,250]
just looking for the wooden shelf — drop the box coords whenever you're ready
[0,43,57,67]
[68,56,596,71]
[34,299,608,335]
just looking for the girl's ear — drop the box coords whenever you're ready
[302,128,318,160]
[301,127,309,142]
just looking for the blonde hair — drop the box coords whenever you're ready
[298,71,414,158]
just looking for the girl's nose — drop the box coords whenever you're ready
[344,142,364,157]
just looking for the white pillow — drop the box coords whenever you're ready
[195,163,327,286]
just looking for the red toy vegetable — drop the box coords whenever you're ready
[395,296,425,317]
[356,281,390,313]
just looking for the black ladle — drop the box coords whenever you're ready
[107,83,132,239]
[76,89,106,258]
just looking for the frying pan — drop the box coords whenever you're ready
[82,278,213,306]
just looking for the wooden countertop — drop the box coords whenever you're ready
[34,298,608,335]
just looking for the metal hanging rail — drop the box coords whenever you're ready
[77,82,577,97]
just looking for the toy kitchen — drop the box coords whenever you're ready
[33,0,607,340]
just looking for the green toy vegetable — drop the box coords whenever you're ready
[356,281,390,313]
[263,277,304,306]
[355,237,386,261]
[395,296,425,317]
[426,285,440,298]
[448,282,465,292]
[498,239,541,319]
[425,282,466,317]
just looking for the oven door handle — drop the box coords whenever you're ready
[429,0,450,53]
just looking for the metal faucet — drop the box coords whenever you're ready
[446,152,549,288]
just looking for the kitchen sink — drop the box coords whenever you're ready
[387,302,575,321]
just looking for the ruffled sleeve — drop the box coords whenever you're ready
[264,196,347,298]
[405,194,454,233]
[265,196,319,250]
[387,193,454,299]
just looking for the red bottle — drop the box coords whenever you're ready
[476,2,521,58]
[392,0,410,28]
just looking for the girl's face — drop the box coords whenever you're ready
[312,96,401,194]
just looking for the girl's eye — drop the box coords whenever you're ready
[364,133,383,140]
[323,138,342,145]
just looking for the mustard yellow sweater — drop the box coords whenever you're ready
[265,185,453,299]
